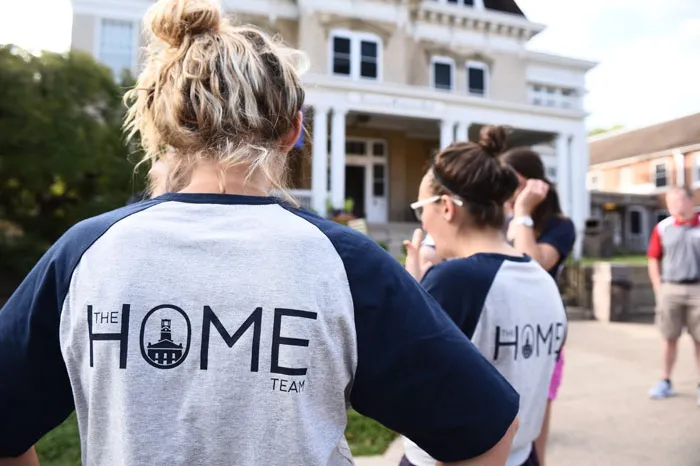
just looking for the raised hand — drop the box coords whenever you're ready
[514,179,549,217]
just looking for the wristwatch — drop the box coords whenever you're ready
[512,216,534,228]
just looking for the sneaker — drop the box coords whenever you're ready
[649,379,676,399]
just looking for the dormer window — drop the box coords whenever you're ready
[467,61,488,96]
[431,56,455,91]
[99,19,136,80]
[441,0,483,7]
[330,30,382,81]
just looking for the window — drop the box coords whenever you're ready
[529,84,580,109]
[467,61,488,96]
[445,0,477,6]
[655,210,669,224]
[373,164,385,197]
[628,208,644,237]
[693,154,700,186]
[561,89,576,109]
[346,141,367,155]
[545,87,557,107]
[330,31,381,81]
[652,160,669,189]
[531,85,543,106]
[99,19,135,80]
[372,142,385,156]
[588,173,600,191]
[431,56,455,91]
[332,37,351,76]
[360,41,378,79]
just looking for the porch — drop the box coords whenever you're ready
[283,75,590,259]
[588,191,662,255]
[286,110,571,222]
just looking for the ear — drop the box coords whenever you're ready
[441,194,457,221]
[279,111,303,154]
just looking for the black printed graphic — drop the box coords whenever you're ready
[139,305,192,369]
[494,322,565,361]
[87,304,318,375]
[87,305,130,369]
[522,325,534,359]
[271,308,318,376]
[200,306,262,371]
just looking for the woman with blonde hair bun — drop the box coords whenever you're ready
[0,1,518,465]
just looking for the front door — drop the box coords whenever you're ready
[345,165,366,218]
[345,139,388,223]
[367,161,387,222]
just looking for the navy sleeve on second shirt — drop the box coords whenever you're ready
[421,257,502,339]
[538,218,576,260]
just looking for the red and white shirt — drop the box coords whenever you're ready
[648,213,700,283]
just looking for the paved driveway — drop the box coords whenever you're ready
[547,321,699,466]
[357,320,700,466]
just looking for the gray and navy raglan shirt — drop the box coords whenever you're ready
[404,253,567,466]
[0,193,518,466]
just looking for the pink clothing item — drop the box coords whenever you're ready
[548,349,565,400]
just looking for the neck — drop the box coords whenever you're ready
[179,161,269,196]
[448,228,519,259]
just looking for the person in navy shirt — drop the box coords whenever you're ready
[403,127,567,466]
[0,1,519,465]
[501,147,576,465]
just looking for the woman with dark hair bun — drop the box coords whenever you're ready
[501,147,576,466]
[402,126,568,466]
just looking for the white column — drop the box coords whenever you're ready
[455,121,469,142]
[556,133,571,217]
[440,120,455,149]
[673,149,685,187]
[311,105,329,216]
[330,108,347,210]
[569,129,589,260]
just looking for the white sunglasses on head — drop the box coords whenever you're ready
[410,195,464,221]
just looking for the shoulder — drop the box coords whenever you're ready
[57,199,164,255]
[48,199,165,284]
[539,216,576,250]
[656,216,675,235]
[545,216,575,234]
[278,206,398,277]
[422,254,508,292]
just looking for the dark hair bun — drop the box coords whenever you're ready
[478,125,509,157]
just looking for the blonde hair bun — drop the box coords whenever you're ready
[149,0,222,48]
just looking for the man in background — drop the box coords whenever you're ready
[647,186,700,406]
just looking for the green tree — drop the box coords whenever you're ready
[588,124,624,137]
[0,45,146,281]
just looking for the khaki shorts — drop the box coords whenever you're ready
[656,283,700,341]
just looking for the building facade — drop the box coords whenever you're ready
[70,0,595,253]
[587,113,700,254]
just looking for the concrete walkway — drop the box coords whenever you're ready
[356,320,700,466]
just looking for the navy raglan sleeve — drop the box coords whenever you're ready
[538,218,576,260]
[421,259,500,339]
[0,201,160,458]
[0,241,77,457]
[301,223,519,462]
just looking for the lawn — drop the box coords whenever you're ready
[35,410,395,464]
[578,254,648,266]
